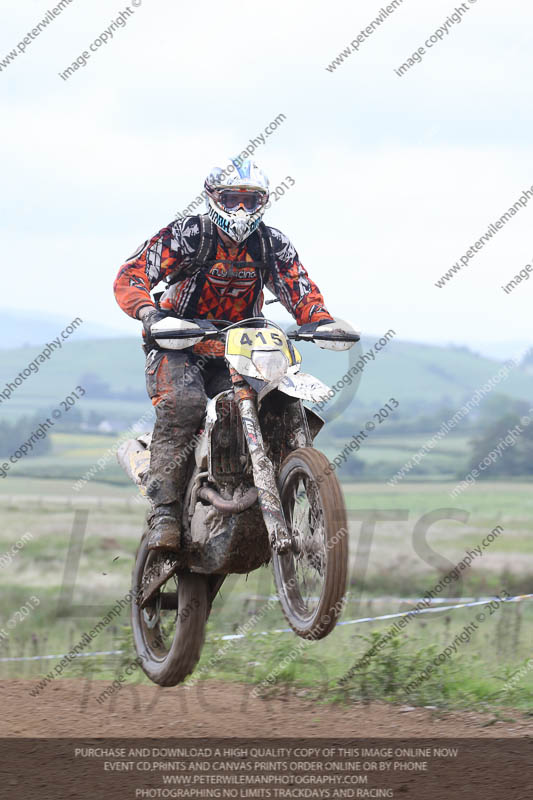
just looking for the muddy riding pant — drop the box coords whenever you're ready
[144,348,231,506]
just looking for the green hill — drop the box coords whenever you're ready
[2,335,532,484]
[0,335,532,425]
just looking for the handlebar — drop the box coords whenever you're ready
[287,331,360,343]
[151,318,360,344]
[152,329,209,339]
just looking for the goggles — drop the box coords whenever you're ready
[216,189,267,213]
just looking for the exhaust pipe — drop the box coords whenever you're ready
[197,486,258,515]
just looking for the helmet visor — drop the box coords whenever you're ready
[217,189,266,213]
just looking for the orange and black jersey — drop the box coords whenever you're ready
[114,216,332,325]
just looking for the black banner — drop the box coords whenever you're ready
[1,738,532,799]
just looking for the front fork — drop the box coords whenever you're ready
[231,370,291,554]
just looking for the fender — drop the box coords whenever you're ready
[277,371,331,405]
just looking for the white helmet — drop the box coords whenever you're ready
[204,159,270,243]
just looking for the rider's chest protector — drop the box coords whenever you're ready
[159,216,280,323]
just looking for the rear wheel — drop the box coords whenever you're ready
[272,447,348,639]
[131,533,208,686]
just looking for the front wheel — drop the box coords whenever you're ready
[131,532,208,686]
[272,447,348,640]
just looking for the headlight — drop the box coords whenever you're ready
[251,350,289,383]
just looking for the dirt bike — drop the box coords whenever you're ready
[118,315,359,686]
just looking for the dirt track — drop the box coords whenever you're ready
[2,679,532,737]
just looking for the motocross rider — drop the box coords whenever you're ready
[114,159,334,552]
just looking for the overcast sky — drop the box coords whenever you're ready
[1,0,531,354]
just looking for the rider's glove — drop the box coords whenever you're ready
[139,307,167,337]
[296,318,335,336]
[297,317,359,351]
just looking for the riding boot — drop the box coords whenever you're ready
[145,438,195,552]
[144,397,205,552]
[147,502,181,552]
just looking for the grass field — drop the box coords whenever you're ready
[1,432,136,484]
[0,477,531,713]
[322,431,473,480]
[0,424,494,488]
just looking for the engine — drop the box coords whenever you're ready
[208,391,248,482]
